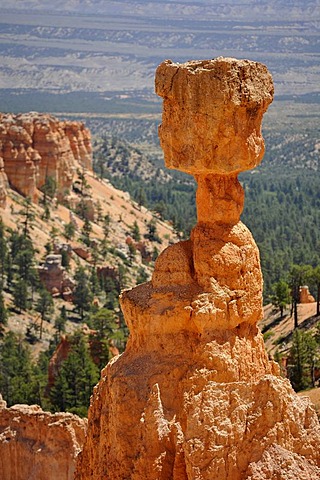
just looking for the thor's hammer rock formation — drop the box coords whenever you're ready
[76,58,320,479]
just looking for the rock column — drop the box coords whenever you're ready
[155,58,272,330]
[75,58,320,480]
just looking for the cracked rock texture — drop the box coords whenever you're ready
[75,58,320,480]
[0,400,87,480]
[0,112,92,203]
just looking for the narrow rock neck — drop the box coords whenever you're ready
[195,173,245,226]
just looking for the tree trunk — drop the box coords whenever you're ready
[294,300,298,329]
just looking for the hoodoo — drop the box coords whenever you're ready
[75,58,320,479]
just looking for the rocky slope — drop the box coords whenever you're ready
[0,112,92,203]
[0,397,87,480]
[0,110,177,357]
[75,58,320,479]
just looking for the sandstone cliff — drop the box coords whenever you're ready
[75,58,320,479]
[0,399,87,480]
[0,156,8,208]
[0,112,92,203]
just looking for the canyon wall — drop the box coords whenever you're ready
[0,399,87,480]
[0,112,92,203]
[75,58,320,479]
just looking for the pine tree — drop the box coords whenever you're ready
[73,267,93,320]
[0,219,7,282]
[41,176,57,205]
[311,266,320,316]
[63,221,76,241]
[16,246,35,283]
[0,287,8,333]
[131,220,141,241]
[271,280,290,318]
[89,266,100,296]
[61,249,70,270]
[89,308,118,368]
[5,255,13,289]
[19,197,35,237]
[288,330,318,391]
[289,265,312,329]
[54,305,68,337]
[49,331,99,416]
[127,242,136,265]
[0,331,35,405]
[136,266,149,285]
[36,289,54,339]
[81,218,92,246]
[13,279,29,312]
[102,213,111,239]
[95,200,103,223]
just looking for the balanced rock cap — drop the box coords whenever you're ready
[155,57,274,175]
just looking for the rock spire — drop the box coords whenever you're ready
[75,58,320,479]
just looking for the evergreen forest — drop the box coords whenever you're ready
[0,212,130,417]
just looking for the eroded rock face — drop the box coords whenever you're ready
[0,112,92,203]
[38,254,75,296]
[75,58,320,480]
[0,157,8,208]
[156,58,273,176]
[299,285,315,304]
[0,401,87,480]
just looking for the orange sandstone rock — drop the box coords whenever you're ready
[156,58,273,176]
[0,400,87,480]
[299,285,315,304]
[0,112,92,203]
[75,58,320,480]
[0,156,8,208]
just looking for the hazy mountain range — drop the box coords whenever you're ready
[0,0,319,114]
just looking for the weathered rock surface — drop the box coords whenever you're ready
[0,401,87,480]
[299,285,315,304]
[156,58,273,176]
[38,254,75,296]
[75,58,320,480]
[0,112,92,203]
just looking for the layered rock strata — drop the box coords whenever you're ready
[75,58,320,479]
[0,400,87,480]
[0,112,92,203]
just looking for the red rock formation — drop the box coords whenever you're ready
[38,254,75,295]
[75,58,320,480]
[0,400,87,480]
[0,112,92,203]
[299,285,315,303]
[65,121,92,171]
[72,244,91,261]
